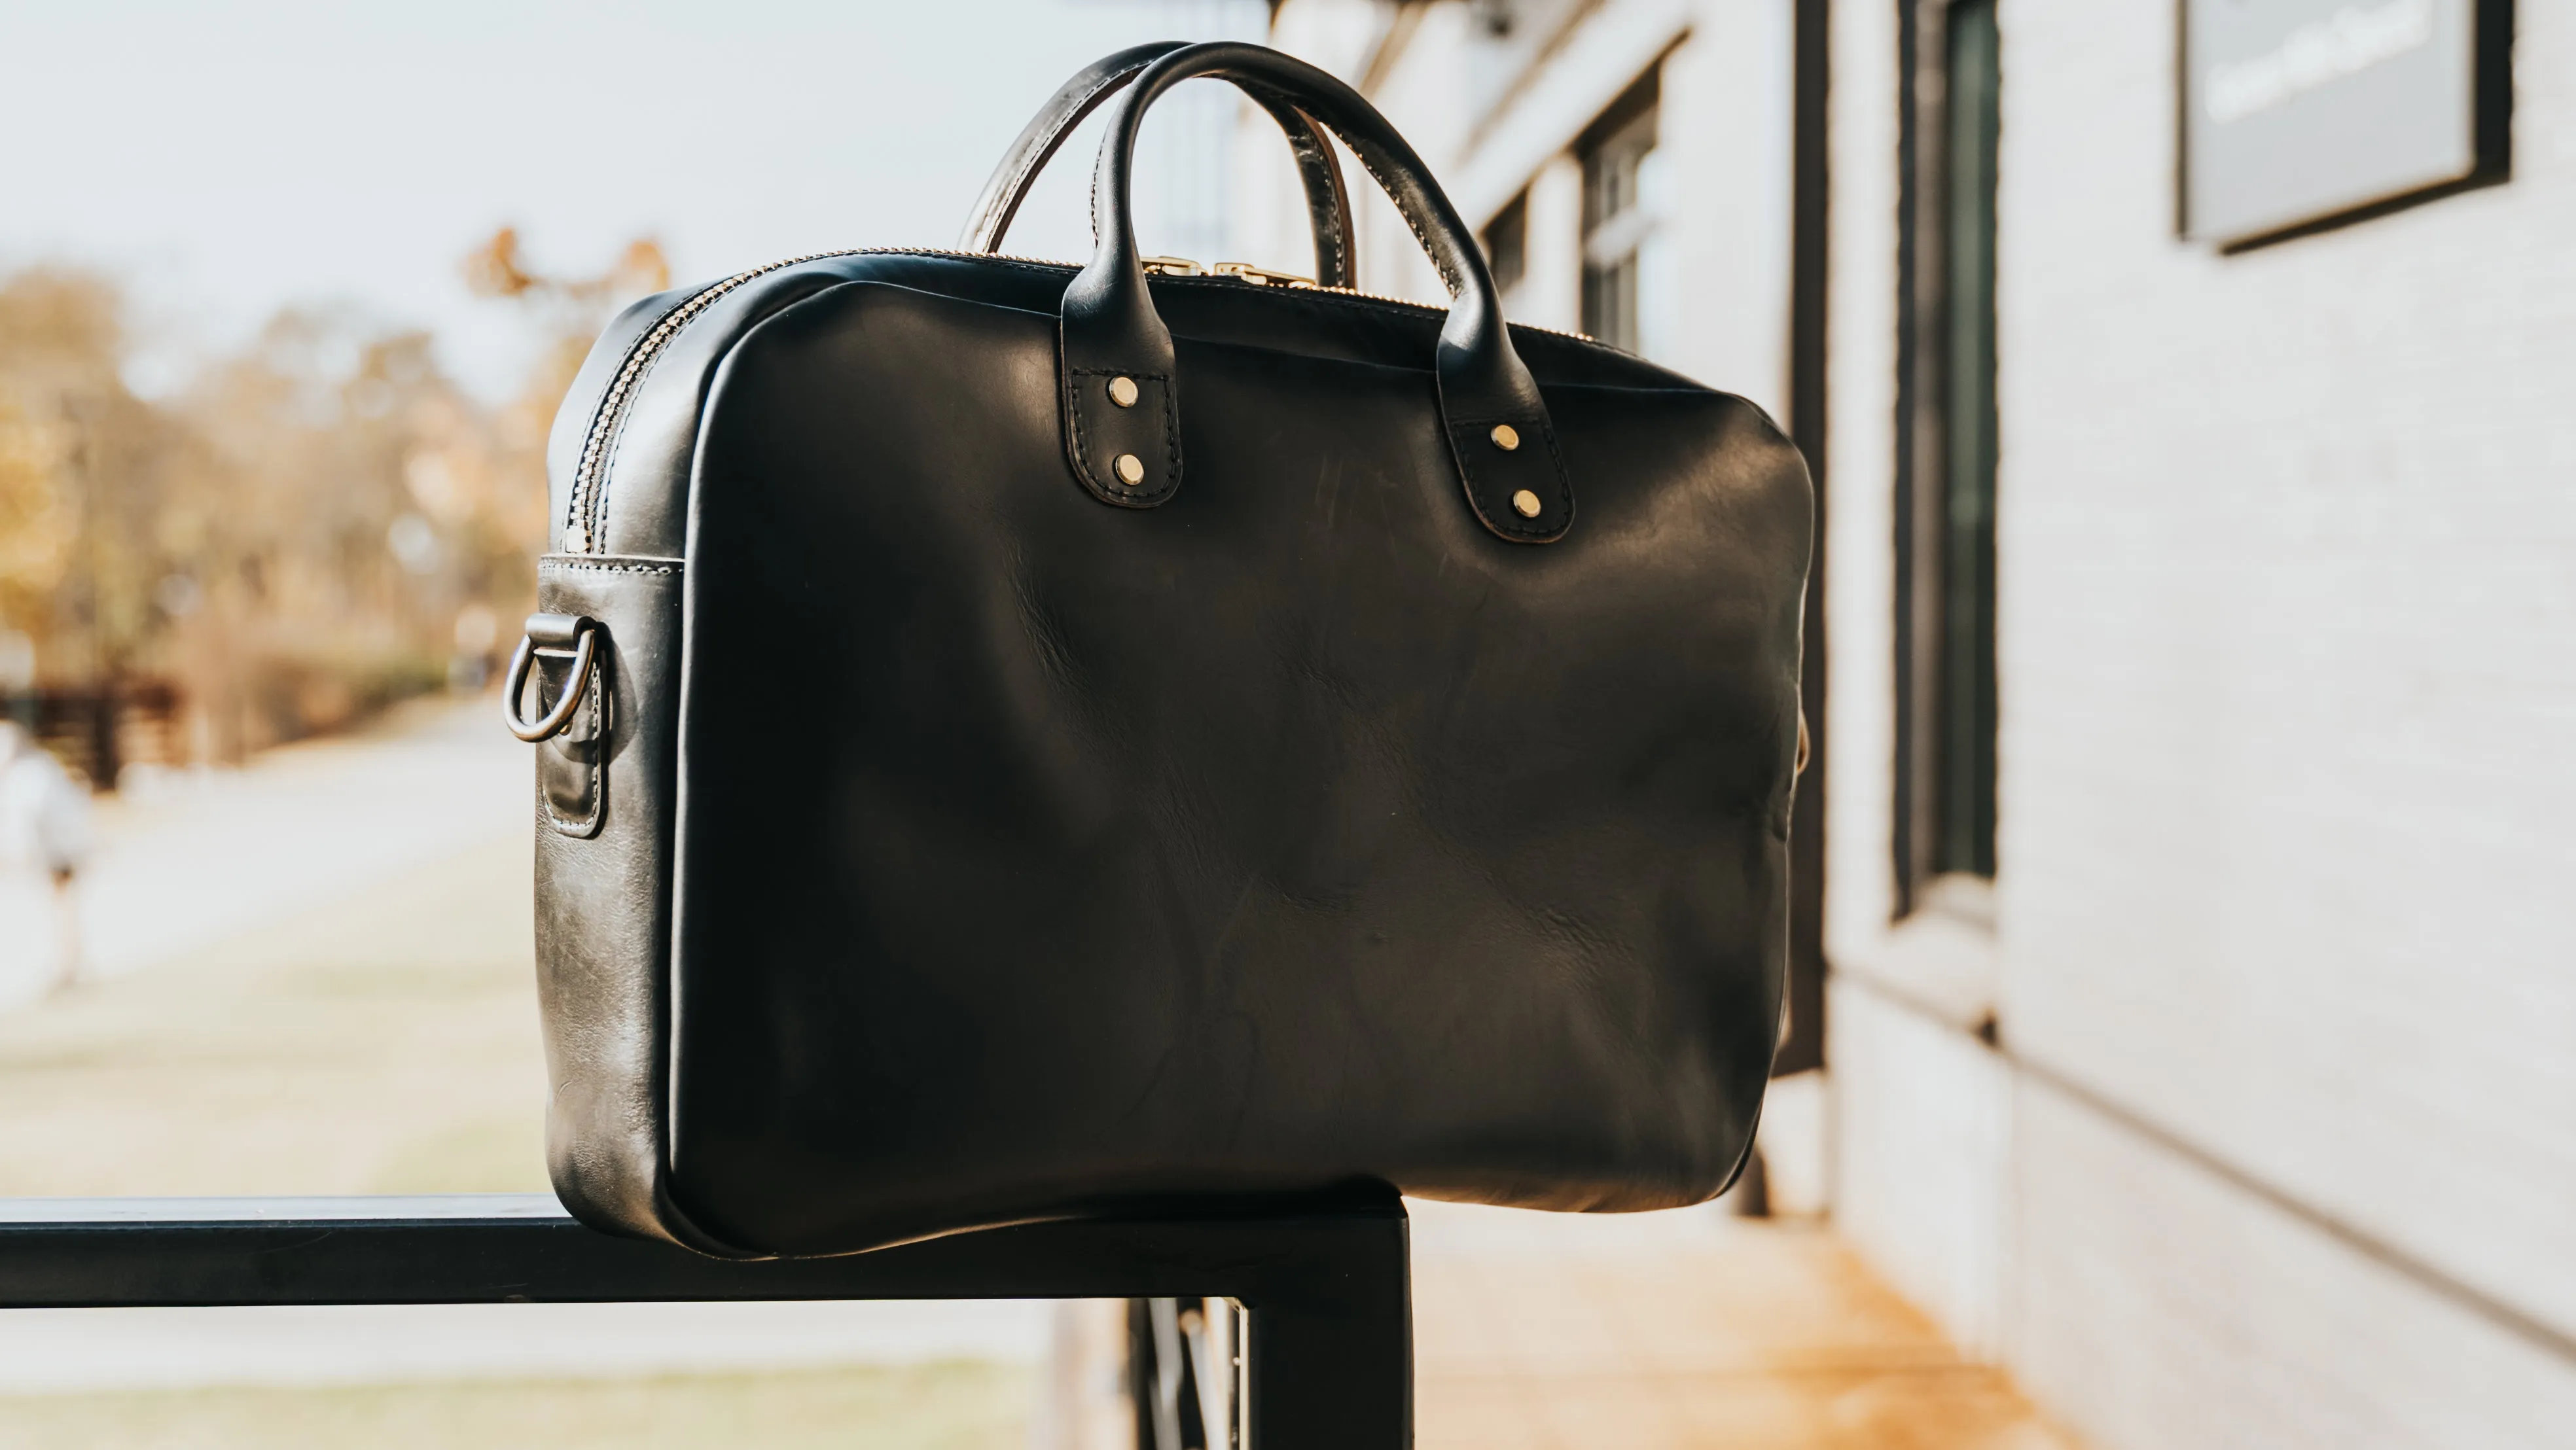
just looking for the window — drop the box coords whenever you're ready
[1481,190,1530,300]
[1579,75,1659,352]
[1895,0,2001,909]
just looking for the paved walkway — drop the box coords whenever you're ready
[1410,1200,2071,1449]
[0,699,1045,1446]
[0,698,2073,1447]
[0,696,527,1003]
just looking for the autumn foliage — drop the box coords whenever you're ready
[0,234,666,762]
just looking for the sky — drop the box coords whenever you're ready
[0,0,1266,398]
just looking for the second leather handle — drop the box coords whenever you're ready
[959,41,1356,290]
[1056,42,1575,545]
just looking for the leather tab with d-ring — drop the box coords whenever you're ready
[503,613,601,743]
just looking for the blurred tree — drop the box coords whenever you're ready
[171,310,476,750]
[467,226,670,434]
[0,389,74,636]
[0,271,174,686]
[0,233,668,771]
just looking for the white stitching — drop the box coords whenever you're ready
[981,67,1145,248]
[1064,370,1179,504]
[535,660,602,836]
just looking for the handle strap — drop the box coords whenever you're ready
[960,41,1355,291]
[1058,42,1572,544]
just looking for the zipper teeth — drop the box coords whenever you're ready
[565,247,1088,552]
[564,255,840,553]
[1166,271,1599,344]
[563,249,1596,554]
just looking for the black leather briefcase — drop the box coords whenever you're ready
[505,41,1811,1258]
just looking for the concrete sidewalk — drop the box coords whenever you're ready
[0,696,527,1003]
[0,698,1049,1445]
[1410,1200,2071,1449]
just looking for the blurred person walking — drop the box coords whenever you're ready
[0,724,93,993]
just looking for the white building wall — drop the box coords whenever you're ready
[1260,1,2576,1440]
[1828,976,2011,1360]
[1999,0,2576,1335]
[1650,0,1795,407]
[1516,155,1586,332]
[1351,3,1475,306]
[1825,0,2576,1444]
[1819,0,1902,981]
[2011,1071,2576,1450]
[1260,0,1798,415]
[1814,0,2022,1366]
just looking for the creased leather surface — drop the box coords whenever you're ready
[652,278,1810,1255]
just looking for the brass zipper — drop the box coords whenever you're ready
[562,249,1592,553]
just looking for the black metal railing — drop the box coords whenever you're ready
[0,1190,1412,1447]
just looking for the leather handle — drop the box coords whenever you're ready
[1058,42,1573,544]
[961,41,1356,291]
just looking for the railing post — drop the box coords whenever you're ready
[1245,1203,1411,1447]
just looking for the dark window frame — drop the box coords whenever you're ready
[1776,0,1832,1076]
[1480,188,1531,299]
[1893,0,2001,917]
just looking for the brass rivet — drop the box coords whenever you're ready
[1107,376,1139,408]
[1511,489,1542,518]
[1113,453,1146,486]
[1490,423,1520,451]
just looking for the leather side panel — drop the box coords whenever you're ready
[531,552,747,1255]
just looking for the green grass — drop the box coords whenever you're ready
[0,1361,1030,1450]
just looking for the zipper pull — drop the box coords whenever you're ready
[1211,261,1316,289]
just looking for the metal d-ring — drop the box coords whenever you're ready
[502,614,599,743]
